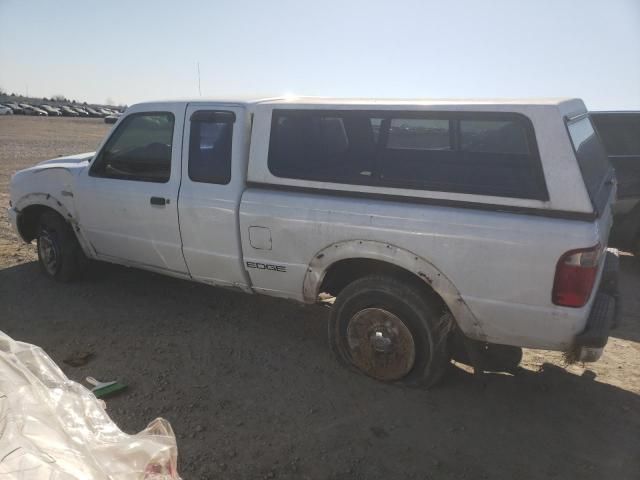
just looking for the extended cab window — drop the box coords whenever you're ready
[268,110,547,200]
[188,111,234,184]
[90,112,174,183]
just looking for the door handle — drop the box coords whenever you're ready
[150,196,167,206]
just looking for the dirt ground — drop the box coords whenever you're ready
[1,116,639,480]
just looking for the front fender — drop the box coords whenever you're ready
[302,240,485,341]
[13,192,74,220]
[13,193,95,257]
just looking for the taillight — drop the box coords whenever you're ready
[552,244,602,308]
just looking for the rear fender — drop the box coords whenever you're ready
[303,240,485,340]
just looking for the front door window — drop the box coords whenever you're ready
[90,112,174,183]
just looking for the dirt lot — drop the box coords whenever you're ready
[1,116,639,479]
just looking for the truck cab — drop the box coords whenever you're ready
[71,102,251,289]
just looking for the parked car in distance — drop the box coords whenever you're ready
[70,106,89,117]
[85,107,105,118]
[591,111,640,255]
[0,105,13,115]
[8,97,619,387]
[40,105,62,116]
[60,106,79,117]
[4,103,23,114]
[19,104,48,116]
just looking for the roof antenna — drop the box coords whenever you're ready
[197,62,202,97]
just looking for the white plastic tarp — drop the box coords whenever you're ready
[0,331,180,479]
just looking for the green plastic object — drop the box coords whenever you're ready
[86,376,127,398]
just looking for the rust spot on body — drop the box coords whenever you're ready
[417,271,433,284]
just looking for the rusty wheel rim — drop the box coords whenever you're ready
[346,308,416,381]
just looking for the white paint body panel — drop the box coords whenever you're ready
[8,97,615,352]
[74,103,188,274]
[239,188,612,349]
[177,103,251,288]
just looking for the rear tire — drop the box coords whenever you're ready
[329,275,451,388]
[36,211,86,282]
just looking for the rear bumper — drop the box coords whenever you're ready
[573,249,621,362]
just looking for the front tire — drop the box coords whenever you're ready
[329,275,451,388]
[36,211,85,282]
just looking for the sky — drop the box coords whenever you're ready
[1,0,639,109]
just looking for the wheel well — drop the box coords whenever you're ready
[16,205,60,242]
[319,258,447,311]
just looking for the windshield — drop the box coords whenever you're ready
[567,116,614,215]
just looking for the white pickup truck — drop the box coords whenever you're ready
[9,97,620,387]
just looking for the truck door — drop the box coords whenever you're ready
[178,104,250,288]
[75,106,188,274]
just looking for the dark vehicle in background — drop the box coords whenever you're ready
[40,105,62,116]
[4,103,24,114]
[591,111,640,255]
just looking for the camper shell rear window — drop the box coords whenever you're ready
[566,115,614,215]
